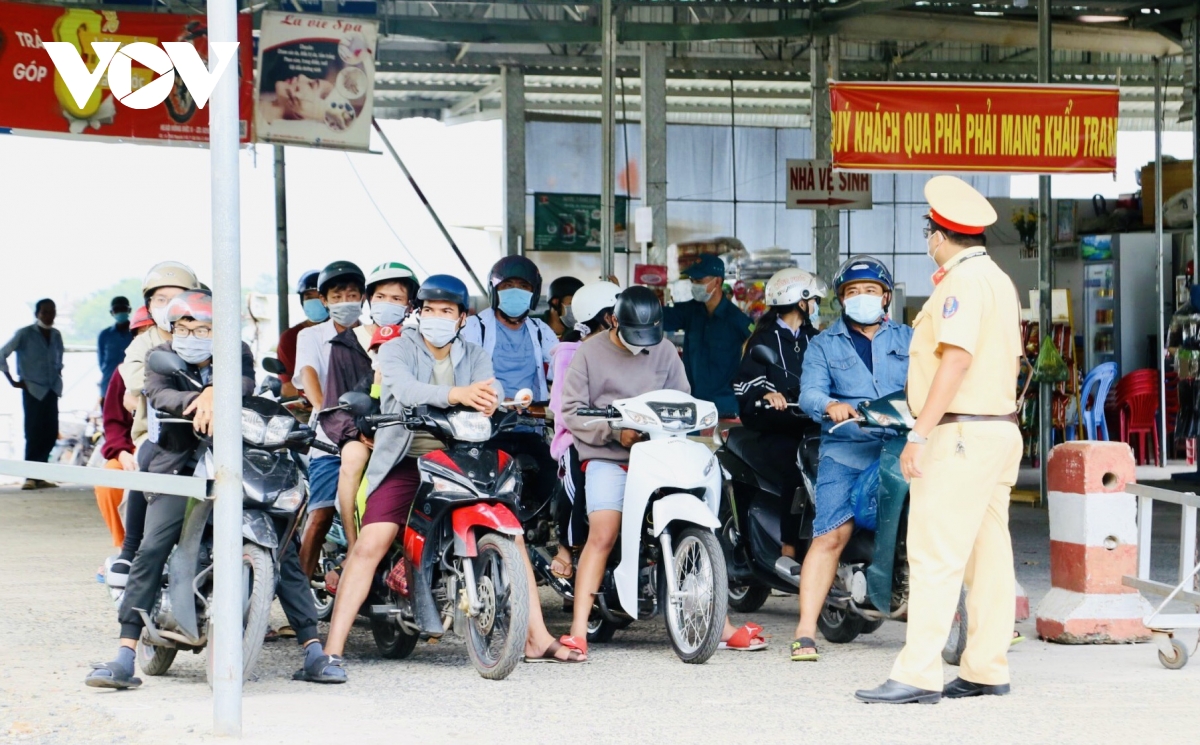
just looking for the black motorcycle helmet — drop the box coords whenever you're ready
[548,276,584,311]
[488,256,542,313]
[318,260,366,297]
[614,286,664,348]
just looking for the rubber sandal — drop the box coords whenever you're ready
[105,559,131,589]
[558,635,588,658]
[550,555,574,581]
[1011,630,1026,646]
[85,661,142,690]
[720,622,768,651]
[264,628,280,643]
[525,639,587,664]
[292,654,347,684]
[278,625,297,639]
[791,637,820,662]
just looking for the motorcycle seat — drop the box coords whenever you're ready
[723,428,784,497]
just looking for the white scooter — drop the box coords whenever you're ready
[572,389,728,663]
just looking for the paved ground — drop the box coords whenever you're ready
[2,486,1198,745]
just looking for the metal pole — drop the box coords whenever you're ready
[730,79,738,237]
[501,67,526,257]
[371,119,487,296]
[1155,57,1168,465]
[600,0,616,279]
[811,35,839,284]
[1037,0,1052,494]
[1192,12,1199,300]
[273,145,289,336]
[640,42,668,264]
[208,0,242,735]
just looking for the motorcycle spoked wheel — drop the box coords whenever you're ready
[205,543,275,688]
[137,636,178,676]
[663,527,727,664]
[941,586,970,666]
[463,533,529,680]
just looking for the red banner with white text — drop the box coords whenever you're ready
[829,81,1118,174]
[0,1,253,144]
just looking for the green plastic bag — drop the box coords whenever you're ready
[1032,336,1069,383]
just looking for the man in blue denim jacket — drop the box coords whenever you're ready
[791,255,912,662]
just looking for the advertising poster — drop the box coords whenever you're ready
[0,1,253,144]
[255,11,377,151]
[532,193,628,252]
[830,81,1119,174]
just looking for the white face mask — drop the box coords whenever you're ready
[370,302,407,328]
[927,232,944,264]
[419,315,460,349]
[690,281,715,304]
[151,305,171,332]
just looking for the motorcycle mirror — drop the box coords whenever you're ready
[511,388,534,409]
[261,356,286,375]
[749,345,781,368]
[338,391,376,416]
[148,350,189,376]
[263,376,282,397]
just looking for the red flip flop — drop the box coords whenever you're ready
[558,635,588,657]
[720,622,767,651]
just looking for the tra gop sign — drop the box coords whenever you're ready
[785,159,872,210]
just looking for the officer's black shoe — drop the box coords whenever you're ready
[942,677,1011,699]
[854,679,941,704]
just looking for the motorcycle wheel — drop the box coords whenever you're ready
[727,584,771,614]
[861,617,886,635]
[371,617,419,660]
[205,543,275,688]
[464,533,529,681]
[136,636,178,676]
[817,604,866,644]
[941,586,970,666]
[587,613,632,644]
[664,527,727,664]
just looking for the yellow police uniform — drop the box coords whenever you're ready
[889,178,1023,693]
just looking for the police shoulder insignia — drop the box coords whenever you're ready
[943,297,959,318]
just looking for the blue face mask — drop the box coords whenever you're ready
[497,288,533,319]
[113,312,130,324]
[844,294,885,326]
[370,302,407,328]
[303,298,329,323]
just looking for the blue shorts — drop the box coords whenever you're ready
[812,456,863,538]
[308,454,342,510]
[584,460,627,514]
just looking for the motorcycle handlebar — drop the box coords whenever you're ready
[308,440,339,455]
[576,406,617,418]
[753,399,803,410]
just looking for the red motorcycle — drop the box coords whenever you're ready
[165,21,206,124]
[339,391,532,680]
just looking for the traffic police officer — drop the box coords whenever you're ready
[856,176,1023,704]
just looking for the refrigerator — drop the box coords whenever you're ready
[1080,233,1169,375]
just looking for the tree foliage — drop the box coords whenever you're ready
[62,278,143,346]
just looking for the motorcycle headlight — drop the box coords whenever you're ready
[448,411,493,442]
[431,475,475,496]
[625,410,656,426]
[241,409,267,445]
[699,411,717,428]
[274,486,304,512]
[264,415,295,446]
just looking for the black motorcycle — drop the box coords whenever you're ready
[717,345,968,659]
[134,351,336,685]
[339,391,533,680]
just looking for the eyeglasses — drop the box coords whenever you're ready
[173,326,212,339]
[922,224,940,240]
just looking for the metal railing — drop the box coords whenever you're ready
[1122,483,1200,635]
[0,459,210,500]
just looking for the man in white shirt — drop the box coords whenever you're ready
[295,261,366,581]
[1,299,64,490]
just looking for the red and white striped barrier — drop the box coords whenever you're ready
[1035,441,1153,643]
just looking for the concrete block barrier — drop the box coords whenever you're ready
[1035,441,1153,643]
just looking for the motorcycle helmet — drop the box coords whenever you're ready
[417,274,470,312]
[548,276,584,306]
[129,306,155,331]
[487,256,542,313]
[318,260,366,296]
[833,255,893,297]
[571,281,621,326]
[166,289,213,325]
[764,268,827,307]
[142,261,200,299]
[296,270,320,296]
[614,286,664,348]
[366,261,419,300]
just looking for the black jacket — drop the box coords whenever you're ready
[142,341,255,478]
[733,321,816,433]
[317,327,376,448]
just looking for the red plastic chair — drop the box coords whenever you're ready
[1115,370,1160,465]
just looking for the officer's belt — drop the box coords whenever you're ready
[939,412,1019,426]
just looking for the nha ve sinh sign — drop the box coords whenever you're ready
[786,159,872,210]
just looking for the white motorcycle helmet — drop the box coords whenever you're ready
[764,267,827,307]
[142,261,200,298]
[571,281,622,327]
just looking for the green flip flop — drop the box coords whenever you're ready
[791,637,820,662]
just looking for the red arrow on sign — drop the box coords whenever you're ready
[792,198,860,206]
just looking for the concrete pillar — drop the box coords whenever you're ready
[640,42,668,264]
[1035,442,1153,643]
[501,66,526,256]
[810,35,840,284]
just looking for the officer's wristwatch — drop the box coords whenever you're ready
[906,430,928,445]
